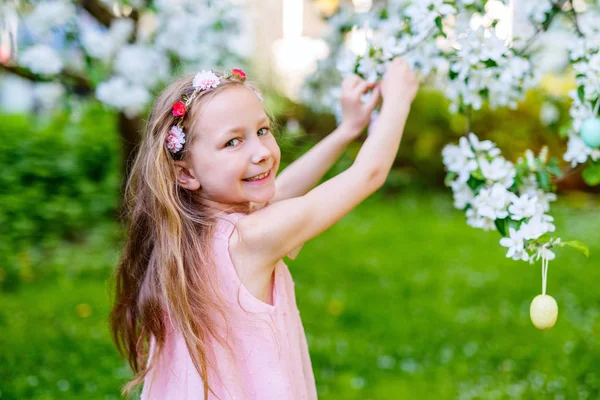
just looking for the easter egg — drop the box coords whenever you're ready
[530,294,558,330]
[580,118,600,148]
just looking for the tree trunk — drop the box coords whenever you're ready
[117,112,143,208]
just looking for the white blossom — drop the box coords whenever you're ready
[470,133,500,155]
[114,45,169,88]
[25,1,75,37]
[522,0,554,24]
[508,193,538,220]
[79,18,134,61]
[96,76,151,118]
[450,179,474,209]
[473,183,512,220]
[564,134,600,167]
[535,190,557,212]
[19,45,63,76]
[80,27,114,60]
[442,137,478,182]
[500,228,529,261]
[479,157,516,188]
[466,207,496,231]
[518,213,554,241]
[109,18,135,46]
[535,245,556,262]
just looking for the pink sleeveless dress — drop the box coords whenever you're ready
[140,212,318,399]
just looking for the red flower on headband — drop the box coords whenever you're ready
[172,101,186,117]
[232,68,246,80]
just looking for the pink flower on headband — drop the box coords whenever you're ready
[192,70,220,91]
[172,101,186,116]
[232,68,246,80]
[166,125,186,153]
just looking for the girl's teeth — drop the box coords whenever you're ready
[245,171,269,181]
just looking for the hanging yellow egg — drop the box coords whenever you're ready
[530,294,558,330]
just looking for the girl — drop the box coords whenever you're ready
[110,58,418,399]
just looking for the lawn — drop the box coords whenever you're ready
[1,191,599,400]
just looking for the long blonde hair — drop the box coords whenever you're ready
[109,72,262,399]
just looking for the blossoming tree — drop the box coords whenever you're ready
[303,0,597,329]
[1,0,248,182]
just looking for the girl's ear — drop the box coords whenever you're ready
[173,160,201,190]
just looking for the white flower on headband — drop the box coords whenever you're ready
[166,125,186,153]
[192,70,220,91]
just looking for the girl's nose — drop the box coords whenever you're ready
[251,140,271,164]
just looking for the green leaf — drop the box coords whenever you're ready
[507,219,521,231]
[536,234,552,244]
[435,16,444,34]
[546,157,563,177]
[444,171,457,186]
[471,169,484,180]
[582,164,600,186]
[537,171,551,191]
[558,124,571,138]
[564,240,590,257]
[466,176,483,191]
[494,218,508,237]
[578,86,585,103]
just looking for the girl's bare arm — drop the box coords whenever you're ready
[271,123,357,202]
[235,59,418,265]
[272,78,380,202]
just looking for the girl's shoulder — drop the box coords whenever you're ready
[213,211,245,239]
[215,208,304,260]
[212,201,271,237]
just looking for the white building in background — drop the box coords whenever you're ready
[249,0,335,99]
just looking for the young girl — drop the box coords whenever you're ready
[110,58,418,399]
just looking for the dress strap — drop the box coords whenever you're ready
[213,212,244,238]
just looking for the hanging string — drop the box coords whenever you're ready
[541,247,549,295]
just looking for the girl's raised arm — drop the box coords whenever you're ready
[235,58,418,265]
[272,77,379,202]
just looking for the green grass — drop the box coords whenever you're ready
[1,192,599,399]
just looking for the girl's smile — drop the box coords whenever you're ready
[242,168,272,183]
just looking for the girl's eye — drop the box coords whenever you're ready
[225,138,241,147]
[258,127,270,136]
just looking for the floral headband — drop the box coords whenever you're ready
[166,68,250,155]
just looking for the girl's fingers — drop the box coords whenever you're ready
[365,85,381,111]
[342,75,360,91]
[353,80,375,96]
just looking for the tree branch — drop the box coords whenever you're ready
[554,163,585,183]
[566,0,584,38]
[0,64,93,94]
[79,0,114,27]
[79,0,139,27]
[0,64,38,81]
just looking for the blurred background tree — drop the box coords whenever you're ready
[1,0,250,184]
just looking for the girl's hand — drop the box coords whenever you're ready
[340,75,381,138]
[380,58,419,112]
